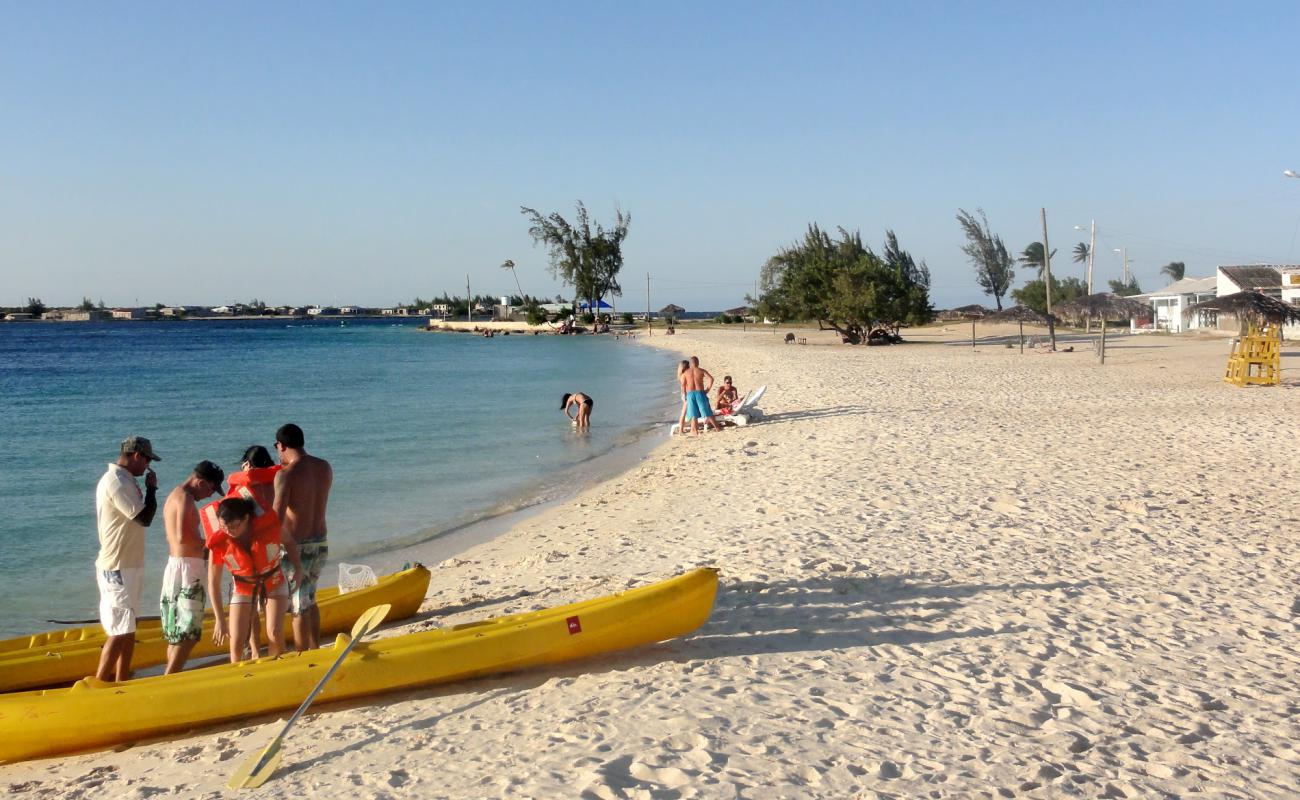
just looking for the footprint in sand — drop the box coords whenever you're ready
[628,762,693,788]
[990,495,1022,515]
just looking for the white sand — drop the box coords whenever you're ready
[7,326,1300,799]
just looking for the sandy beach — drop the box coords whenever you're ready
[7,326,1300,799]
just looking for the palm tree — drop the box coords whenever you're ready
[1072,242,1089,271]
[500,259,523,301]
[1018,242,1057,277]
[1159,261,1186,282]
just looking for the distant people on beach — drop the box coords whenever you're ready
[715,375,739,416]
[273,423,333,651]
[94,435,161,681]
[206,496,288,662]
[679,356,723,435]
[562,392,594,428]
[160,460,224,674]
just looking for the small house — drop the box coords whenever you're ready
[1144,277,1217,332]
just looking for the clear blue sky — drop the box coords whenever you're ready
[4,2,1300,311]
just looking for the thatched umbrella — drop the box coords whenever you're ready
[984,305,1050,354]
[659,303,685,316]
[937,303,988,321]
[937,304,988,347]
[984,305,1049,323]
[1185,291,1300,334]
[1054,293,1148,364]
[1053,292,1148,325]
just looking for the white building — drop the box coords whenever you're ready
[1144,276,1217,332]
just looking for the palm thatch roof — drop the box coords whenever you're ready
[1185,291,1300,327]
[724,305,751,317]
[659,303,685,314]
[1053,292,1149,323]
[937,303,988,321]
[983,305,1049,324]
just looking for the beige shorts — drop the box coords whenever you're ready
[97,567,144,636]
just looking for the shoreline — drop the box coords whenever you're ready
[7,326,1299,797]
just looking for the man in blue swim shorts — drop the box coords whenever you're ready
[679,355,724,436]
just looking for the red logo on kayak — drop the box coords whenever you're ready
[566,615,582,634]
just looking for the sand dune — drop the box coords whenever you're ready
[6,327,1300,798]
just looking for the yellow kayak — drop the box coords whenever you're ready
[0,567,718,763]
[0,565,431,693]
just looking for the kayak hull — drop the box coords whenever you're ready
[0,568,718,763]
[0,566,431,692]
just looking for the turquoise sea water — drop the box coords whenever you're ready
[0,319,676,637]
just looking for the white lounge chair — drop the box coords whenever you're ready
[669,384,767,434]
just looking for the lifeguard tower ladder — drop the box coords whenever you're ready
[1224,324,1281,387]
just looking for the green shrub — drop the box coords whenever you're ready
[581,312,596,325]
[620,312,633,325]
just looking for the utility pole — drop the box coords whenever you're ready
[646,272,651,337]
[1087,220,1096,294]
[466,274,471,323]
[1121,247,1129,285]
[1041,207,1056,351]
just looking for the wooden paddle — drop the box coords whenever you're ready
[227,603,391,790]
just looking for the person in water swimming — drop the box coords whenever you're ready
[561,392,593,428]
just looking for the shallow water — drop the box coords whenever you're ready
[0,319,675,637]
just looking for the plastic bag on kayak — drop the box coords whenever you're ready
[338,563,378,594]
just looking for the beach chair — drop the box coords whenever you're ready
[669,385,767,434]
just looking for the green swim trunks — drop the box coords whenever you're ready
[285,538,328,615]
[160,556,207,644]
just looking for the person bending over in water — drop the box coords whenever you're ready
[715,375,739,416]
[206,497,287,662]
[273,423,332,651]
[562,392,594,428]
[160,460,224,674]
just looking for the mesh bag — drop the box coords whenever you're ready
[338,562,378,594]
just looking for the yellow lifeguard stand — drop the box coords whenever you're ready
[1224,323,1281,387]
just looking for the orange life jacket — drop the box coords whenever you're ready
[199,489,285,601]
[227,465,279,513]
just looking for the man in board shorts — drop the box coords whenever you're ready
[160,460,224,673]
[273,423,333,650]
[94,435,161,681]
[680,356,724,436]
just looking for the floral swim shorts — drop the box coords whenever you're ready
[160,556,207,644]
[284,538,328,615]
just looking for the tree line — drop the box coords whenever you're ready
[956,207,1187,315]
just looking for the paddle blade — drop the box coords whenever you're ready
[350,603,391,639]
[228,738,283,790]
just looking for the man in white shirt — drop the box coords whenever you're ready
[94,435,161,681]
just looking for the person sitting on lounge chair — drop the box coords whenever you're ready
[715,375,739,416]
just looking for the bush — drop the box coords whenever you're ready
[714,314,726,323]
[526,304,547,326]
[620,312,633,325]
[723,315,734,324]
[580,312,595,325]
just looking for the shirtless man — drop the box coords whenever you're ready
[272,423,332,650]
[680,356,724,435]
[160,461,224,673]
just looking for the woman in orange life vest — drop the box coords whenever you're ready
[230,445,279,510]
[204,496,288,663]
[209,445,281,659]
